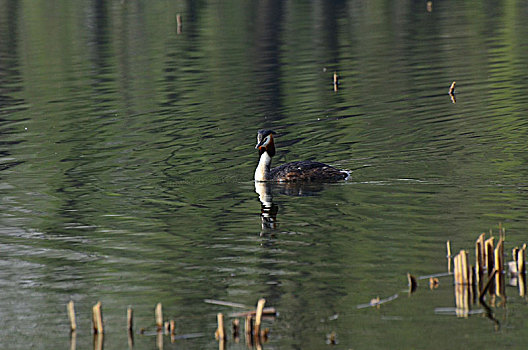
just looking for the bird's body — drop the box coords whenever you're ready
[254,129,348,182]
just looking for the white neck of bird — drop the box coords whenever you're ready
[255,151,272,182]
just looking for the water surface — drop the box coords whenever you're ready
[1,0,528,349]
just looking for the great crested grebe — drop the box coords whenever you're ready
[254,129,349,182]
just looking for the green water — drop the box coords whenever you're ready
[1,0,528,349]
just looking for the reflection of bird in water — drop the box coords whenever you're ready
[254,129,349,182]
[254,181,328,235]
[255,181,278,232]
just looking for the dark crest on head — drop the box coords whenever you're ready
[256,129,276,157]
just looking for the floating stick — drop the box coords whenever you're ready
[229,307,277,318]
[155,303,163,331]
[127,307,133,332]
[254,299,266,338]
[67,300,77,332]
[216,313,225,340]
[92,301,104,334]
[479,269,497,301]
[204,299,248,309]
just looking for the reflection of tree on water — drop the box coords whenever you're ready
[254,181,327,236]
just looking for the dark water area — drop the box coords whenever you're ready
[1,0,528,349]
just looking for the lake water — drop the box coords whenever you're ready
[1,0,528,349]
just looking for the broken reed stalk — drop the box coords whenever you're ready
[475,233,485,285]
[333,72,339,92]
[216,313,225,340]
[446,240,452,273]
[518,244,526,276]
[232,319,240,339]
[484,237,494,273]
[230,307,277,318]
[245,314,253,340]
[155,303,163,331]
[494,237,505,296]
[67,300,77,332]
[254,298,266,338]
[127,307,133,332]
[92,301,104,334]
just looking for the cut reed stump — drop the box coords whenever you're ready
[448,81,456,94]
[446,240,452,273]
[245,314,253,344]
[494,237,505,296]
[475,233,485,287]
[517,244,526,276]
[454,250,471,285]
[67,300,77,332]
[176,14,182,34]
[517,244,526,297]
[216,313,225,341]
[92,301,104,334]
[155,303,163,331]
[232,318,240,341]
[127,307,133,332]
[407,273,417,293]
[170,319,175,336]
[254,298,266,338]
